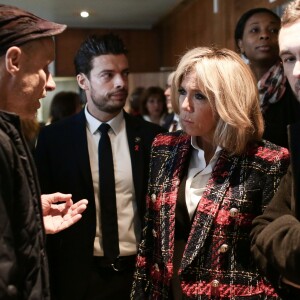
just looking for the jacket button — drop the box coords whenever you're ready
[211,279,219,287]
[151,194,156,203]
[7,285,18,297]
[219,244,229,253]
[229,207,239,218]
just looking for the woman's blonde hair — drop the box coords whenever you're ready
[171,47,264,155]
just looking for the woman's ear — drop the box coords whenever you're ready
[5,46,22,75]
[77,73,89,90]
[237,39,244,54]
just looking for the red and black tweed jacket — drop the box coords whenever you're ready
[131,131,289,299]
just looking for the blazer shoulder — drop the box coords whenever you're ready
[38,113,85,146]
[152,131,190,148]
[40,112,84,133]
[125,112,167,134]
[245,140,290,167]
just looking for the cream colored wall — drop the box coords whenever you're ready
[37,77,79,123]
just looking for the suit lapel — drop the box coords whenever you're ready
[124,113,145,218]
[71,110,93,189]
[180,152,239,270]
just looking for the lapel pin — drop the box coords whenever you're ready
[134,137,141,151]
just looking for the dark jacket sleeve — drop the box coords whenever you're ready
[251,166,300,291]
[0,137,19,299]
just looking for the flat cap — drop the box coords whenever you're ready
[0,4,66,55]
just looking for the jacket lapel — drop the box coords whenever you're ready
[180,152,239,270]
[124,113,145,219]
[158,134,192,265]
[71,110,94,189]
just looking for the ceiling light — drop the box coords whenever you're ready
[213,0,218,14]
[80,11,89,18]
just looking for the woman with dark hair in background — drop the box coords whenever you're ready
[140,86,169,128]
[128,87,145,117]
[48,91,82,124]
[235,7,300,148]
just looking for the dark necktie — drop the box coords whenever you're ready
[98,123,119,260]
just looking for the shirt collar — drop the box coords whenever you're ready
[84,105,124,135]
[190,136,222,160]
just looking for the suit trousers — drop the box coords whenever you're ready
[83,257,135,300]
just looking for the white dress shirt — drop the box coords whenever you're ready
[186,136,222,219]
[85,107,141,256]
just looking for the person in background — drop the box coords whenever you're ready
[34,33,166,300]
[235,7,300,148]
[48,90,82,124]
[165,71,176,114]
[140,86,169,128]
[251,1,300,298]
[163,71,182,132]
[0,5,88,300]
[127,86,145,117]
[131,47,289,299]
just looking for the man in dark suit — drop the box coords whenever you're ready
[251,1,300,298]
[34,34,166,300]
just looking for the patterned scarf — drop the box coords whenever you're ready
[258,61,286,113]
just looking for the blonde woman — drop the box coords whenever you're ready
[131,47,289,299]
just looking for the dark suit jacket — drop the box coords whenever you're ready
[34,109,166,300]
[251,122,300,299]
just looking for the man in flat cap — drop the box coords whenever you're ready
[0,4,88,300]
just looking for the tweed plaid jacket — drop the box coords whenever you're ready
[131,131,289,299]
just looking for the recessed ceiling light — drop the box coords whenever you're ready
[80,11,89,18]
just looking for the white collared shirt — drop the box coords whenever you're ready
[186,136,222,219]
[85,106,141,256]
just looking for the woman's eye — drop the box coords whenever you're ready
[250,27,259,33]
[270,28,279,34]
[178,88,186,96]
[195,92,206,100]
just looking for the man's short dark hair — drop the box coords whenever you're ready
[74,33,128,76]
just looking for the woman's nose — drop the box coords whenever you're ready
[181,97,192,111]
[260,30,270,40]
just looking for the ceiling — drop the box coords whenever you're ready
[0,0,183,29]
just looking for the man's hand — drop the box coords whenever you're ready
[41,192,88,234]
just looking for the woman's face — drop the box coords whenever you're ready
[146,94,164,118]
[179,71,216,143]
[238,12,280,65]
